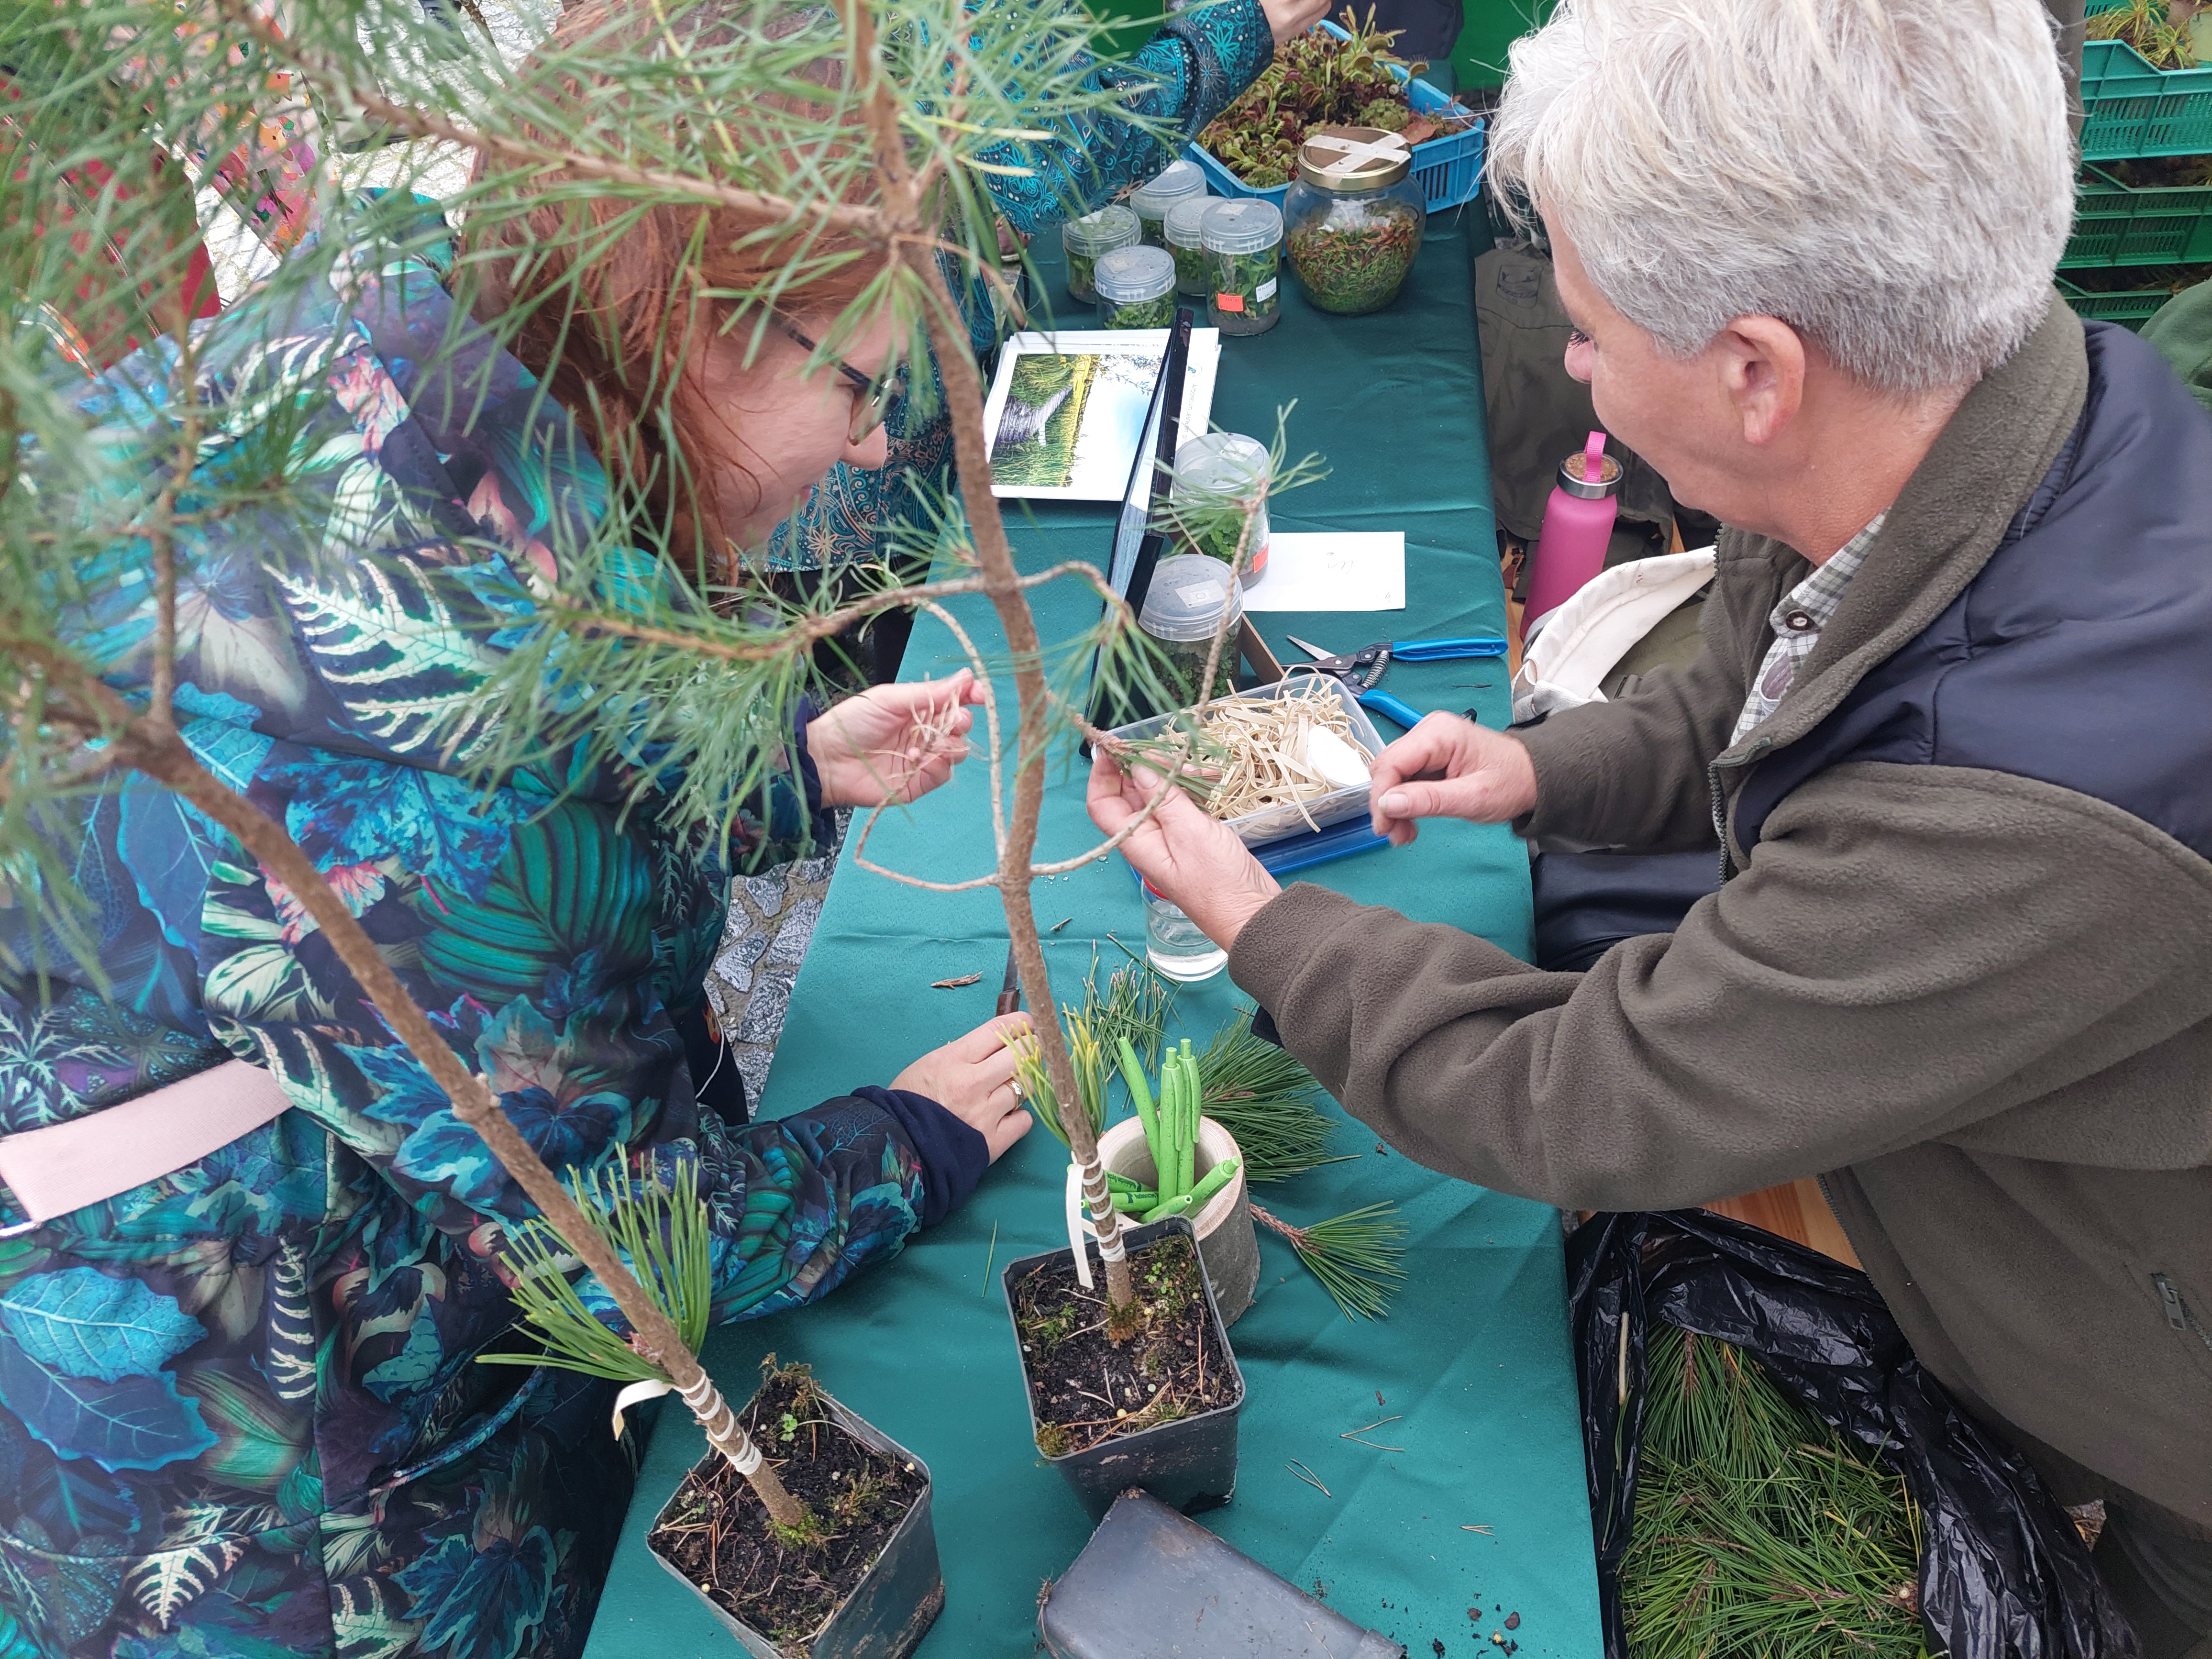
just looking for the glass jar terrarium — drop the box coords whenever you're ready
[1128,158,1206,247]
[1094,244,1178,330]
[1200,198,1283,337]
[1171,431,1272,587]
[1164,195,1212,298]
[1138,552,1242,705]
[1062,203,1139,305]
[1283,126,1426,316]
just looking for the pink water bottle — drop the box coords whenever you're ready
[1524,431,1624,632]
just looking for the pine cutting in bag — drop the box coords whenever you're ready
[1568,1209,2137,1659]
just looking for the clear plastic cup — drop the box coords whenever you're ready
[1093,244,1177,330]
[1172,431,1271,586]
[1144,880,1228,981]
[1128,158,1206,247]
[1201,198,1283,336]
[1062,204,1140,304]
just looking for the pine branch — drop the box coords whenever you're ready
[1252,1201,1407,1320]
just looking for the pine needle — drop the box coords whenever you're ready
[1085,952,1174,1074]
[1195,1005,1347,1182]
[1621,1324,1925,1659]
[480,1155,710,1383]
[1252,1200,1406,1320]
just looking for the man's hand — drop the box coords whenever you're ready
[890,1012,1035,1162]
[1086,749,1282,951]
[809,671,984,809]
[1368,713,1540,846]
[1259,0,1330,47]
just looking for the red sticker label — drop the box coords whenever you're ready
[1215,293,1245,312]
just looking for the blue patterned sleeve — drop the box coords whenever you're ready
[696,1094,931,1323]
[981,0,1277,234]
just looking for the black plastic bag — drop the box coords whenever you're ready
[1567,1209,2137,1659]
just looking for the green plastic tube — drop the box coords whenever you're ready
[1118,1036,1162,1178]
[1113,1188,1161,1212]
[1185,1155,1240,1209]
[1139,1192,1195,1223]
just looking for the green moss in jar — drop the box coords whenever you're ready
[1102,293,1177,330]
[1287,201,1421,314]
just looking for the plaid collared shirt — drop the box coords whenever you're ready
[1729,513,1886,744]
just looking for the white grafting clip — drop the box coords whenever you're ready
[1064,1159,1129,1290]
[1304,129,1412,177]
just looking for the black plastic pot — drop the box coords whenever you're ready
[1039,1489,1405,1659]
[646,1382,944,1659]
[1002,1216,1246,1518]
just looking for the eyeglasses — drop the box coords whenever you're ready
[778,321,902,445]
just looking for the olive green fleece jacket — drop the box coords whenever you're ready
[1228,303,2212,1526]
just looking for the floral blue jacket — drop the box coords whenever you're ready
[0,255,961,1659]
[765,0,1273,571]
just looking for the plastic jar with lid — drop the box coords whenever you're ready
[1138,552,1243,705]
[1062,204,1139,304]
[1164,196,1212,298]
[1200,198,1283,336]
[1093,244,1178,330]
[1283,126,1427,315]
[1128,158,1207,247]
[1171,432,1272,586]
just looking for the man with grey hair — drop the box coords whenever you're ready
[1087,0,2212,1648]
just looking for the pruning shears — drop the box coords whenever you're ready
[1282,633,1507,731]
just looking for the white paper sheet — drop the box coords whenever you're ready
[983,329,1220,500]
[1241,531,1406,611]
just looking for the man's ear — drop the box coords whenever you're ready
[1714,315,1807,447]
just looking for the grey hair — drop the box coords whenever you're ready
[1486,0,2074,394]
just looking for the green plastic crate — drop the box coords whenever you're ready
[2064,164,2212,265]
[2079,38,2212,159]
[2058,275,2173,330]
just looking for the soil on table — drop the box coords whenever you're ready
[1012,1232,1236,1458]
[647,1368,926,1644]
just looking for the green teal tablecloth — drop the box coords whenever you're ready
[582,220,1603,1659]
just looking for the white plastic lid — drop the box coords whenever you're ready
[1163,195,1212,249]
[1129,158,1207,214]
[1200,197,1283,254]
[1093,244,1176,304]
[1139,553,1244,642]
[1172,431,1269,498]
[1062,203,1140,254]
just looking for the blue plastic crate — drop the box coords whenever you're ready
[1185,19,1485,214]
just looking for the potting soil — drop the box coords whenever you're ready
[1014,1232,1234,1457]
[647,1368,927,1644]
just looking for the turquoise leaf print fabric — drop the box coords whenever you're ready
[0,1272,207,1384]
[0,243,937,1657]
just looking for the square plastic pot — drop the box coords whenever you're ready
[646,1381,945,1659]
[1002,1215,1247,1519]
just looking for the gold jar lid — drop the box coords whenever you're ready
[1295,125,1414,192]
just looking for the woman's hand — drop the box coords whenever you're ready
[808,671,985,809]
[1260,0,1332,47]
[1366,713,1540,846]
[1085,749,1282,951]
[891,1013,1035,1162]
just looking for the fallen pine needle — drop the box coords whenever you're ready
[1286,1460,1332,1497]
[1049,917,1073,933]
[931,973,983,988]
[1461,1525,1494,1535]
[1343,1435,1405,1452]
[1341,1415,1403,1437]
[980,1221,998,1297]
